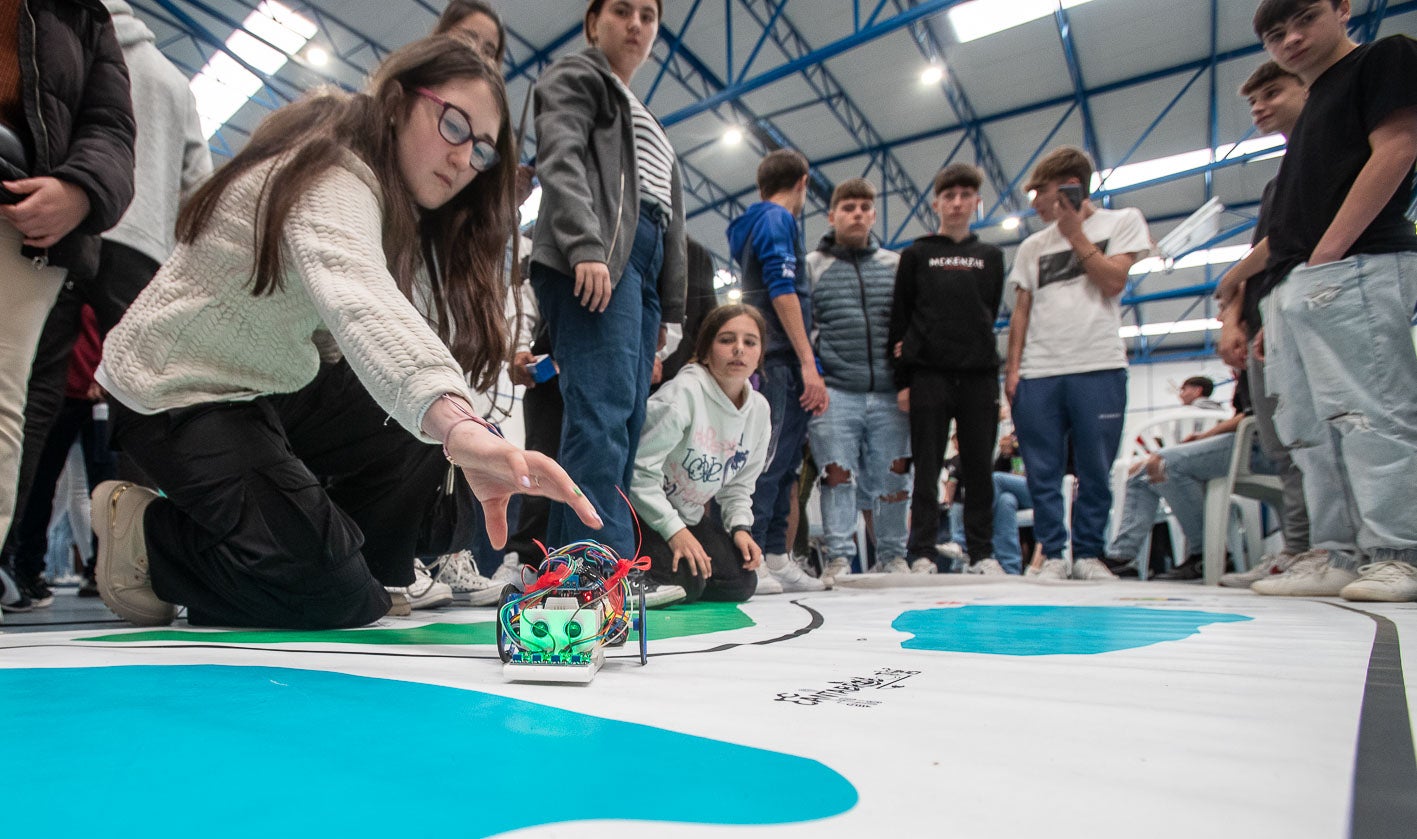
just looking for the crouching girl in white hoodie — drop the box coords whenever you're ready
[630,304,773,603]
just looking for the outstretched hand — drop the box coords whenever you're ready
[441,416,601,549]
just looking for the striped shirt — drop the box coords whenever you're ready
[614,77,675,211]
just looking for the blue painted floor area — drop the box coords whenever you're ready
[3,665,856,837]
[892,605,1252,655]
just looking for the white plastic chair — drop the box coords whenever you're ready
[1201,416,1284,585]
[1109,407,1230,579]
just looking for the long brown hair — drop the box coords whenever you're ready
[176,34,516,390]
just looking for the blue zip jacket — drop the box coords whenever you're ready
[727,201,809,362]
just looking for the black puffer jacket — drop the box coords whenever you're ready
[15,0,136,276]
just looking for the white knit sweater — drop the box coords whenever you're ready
[98,151,476,443]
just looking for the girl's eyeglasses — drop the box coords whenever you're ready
[413,87,500,172]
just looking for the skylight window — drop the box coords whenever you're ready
[190,1,318,139]
[1118,318,1221,339]
[949,0,1096,43]
[1129,244,1251,276]
[1093,135,1286,192]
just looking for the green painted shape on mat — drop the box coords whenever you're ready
[79,600,754,645]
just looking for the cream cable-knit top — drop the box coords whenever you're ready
[98,151,476,443]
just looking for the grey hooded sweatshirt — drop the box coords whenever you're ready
[101,0,211,265]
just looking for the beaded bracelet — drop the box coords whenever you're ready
[440,393,503,466]
[1077,246,1102,263]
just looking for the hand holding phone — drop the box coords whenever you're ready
[1057,184,1085,211]
[527,354,558,384]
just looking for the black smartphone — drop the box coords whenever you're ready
[1057,184,1085,210]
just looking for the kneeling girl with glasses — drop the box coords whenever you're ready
[94,34,600,630]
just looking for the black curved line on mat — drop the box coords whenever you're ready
[0,600,826,661]
[642,598,824,658]
[1322,602,1417,839]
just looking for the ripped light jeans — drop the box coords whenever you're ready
[807,388,911,564]
[1264,252,1417,563]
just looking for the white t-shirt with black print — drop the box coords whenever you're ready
[1007,206,1151,379]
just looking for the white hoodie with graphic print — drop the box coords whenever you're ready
[631,363,771,542]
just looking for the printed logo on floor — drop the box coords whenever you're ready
[775,667,922,708]
[2,665,856,835]
[892,605,1251,656]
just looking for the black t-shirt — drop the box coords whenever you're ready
[1241,180,1278,334]
[1266,36,1417,285]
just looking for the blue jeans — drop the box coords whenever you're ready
[751,360,811,555]
[1265,252,1417,563]
[531,207,664,557]
[1012,368,1127,558]
[807,388,911,563]
[991,472,1032,573]
[1105,432,1273,561]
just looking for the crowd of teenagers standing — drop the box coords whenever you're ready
[4,0,1417,629]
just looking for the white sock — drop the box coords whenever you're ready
[765,552,791,571]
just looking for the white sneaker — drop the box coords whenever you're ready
[426,550,502,606]
[965,558,1007,576]
[936,542,966,563]
[910,557,938,574]
[92,481,176,626]
[1024,565,1042,578]
[386,559,454,611]
[765,553,825,592]
[882,557,911,575]
[1220,551,1299,587]
[755,563,784,595]
[822,557,853,585]
[1340,561,1417,602]
[491,552,534,590]
[1071,557,1119,581]
[1251,551,1357,596]
[1034,559,1070,581]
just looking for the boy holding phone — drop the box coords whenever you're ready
[1004,146,1152,581]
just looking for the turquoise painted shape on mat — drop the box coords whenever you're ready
[892,605,1251,655]
[2,666,855,837]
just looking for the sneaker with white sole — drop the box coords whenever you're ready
[822,557,853,586]
[1220,551,1299,588]
[1251,551,1357,596]
[936,542,965,563]
[765,553,825,592]
[881,557,911,574]
[910,557,939,575]
[629,570,687,608]
[1034,558,1070,581]
[965,558,1007,576]
[92,481,176,626]
[1071,557,1119,581]
[426,550,502,606]
[755,563,784,595]
[1340,561,1417,602]
[386,559,454,611]
[1,565,34,613]
[491,552,537,591]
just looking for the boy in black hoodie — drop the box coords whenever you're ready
[888,163,1006,573]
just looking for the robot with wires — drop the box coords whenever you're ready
[496,539,649,683]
